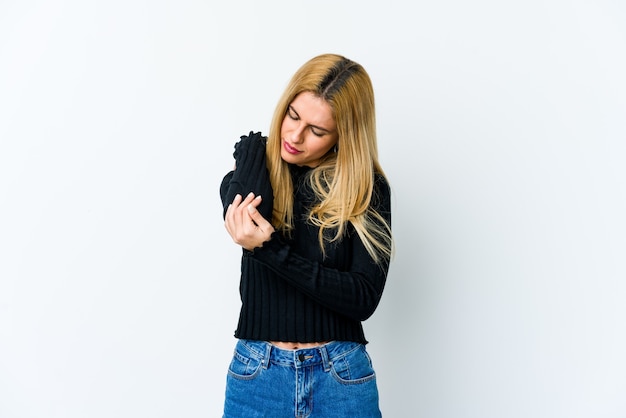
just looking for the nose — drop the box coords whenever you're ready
[289,124,305,144]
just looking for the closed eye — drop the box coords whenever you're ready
[287,106,299,120]
[310,127,324,137]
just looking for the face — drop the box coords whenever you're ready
[280,91,338,167]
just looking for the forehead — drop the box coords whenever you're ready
[290,92,336,128]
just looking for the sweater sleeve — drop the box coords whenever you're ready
[219,131,274,220]
[248,176,392,321]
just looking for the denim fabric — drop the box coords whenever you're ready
[223,340,382,418]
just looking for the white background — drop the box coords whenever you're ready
[1,1,625,417]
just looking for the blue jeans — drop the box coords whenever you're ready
[223,340,382,417]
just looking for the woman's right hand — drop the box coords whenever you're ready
[224,192,275,251]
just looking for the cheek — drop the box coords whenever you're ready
[312,138,336,155]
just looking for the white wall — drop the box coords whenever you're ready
[1,1,625,417]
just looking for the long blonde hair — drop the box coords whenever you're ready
[266,54,392,263]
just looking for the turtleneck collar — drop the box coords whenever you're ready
[288,163,313,179]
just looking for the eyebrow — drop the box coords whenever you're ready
[288,105,333,133]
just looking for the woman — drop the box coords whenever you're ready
[220,53,392,417]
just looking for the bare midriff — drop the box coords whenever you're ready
[270,341,329,350]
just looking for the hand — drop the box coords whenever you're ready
[224,192,275,251]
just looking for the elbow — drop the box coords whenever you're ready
[349,279,385,321]
[353,297,382,321]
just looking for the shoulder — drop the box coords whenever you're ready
[373,173,391,200]
[373,172,390,191]
[369,172,391,216]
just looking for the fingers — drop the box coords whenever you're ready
[224,194,245,238]
[247,198,272,230]
[234,193,254,226]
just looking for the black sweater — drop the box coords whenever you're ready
[220,132,391,344]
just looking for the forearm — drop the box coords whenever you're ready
[249,234,389,321]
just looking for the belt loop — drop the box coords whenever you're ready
[319,344,332,372]
[262,342,271,369]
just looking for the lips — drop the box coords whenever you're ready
[283,140,302,155]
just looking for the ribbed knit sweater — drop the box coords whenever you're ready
[220,132,391,344]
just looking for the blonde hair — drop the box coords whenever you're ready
[266,54,392,263]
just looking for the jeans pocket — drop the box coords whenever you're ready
[330,345,377,385]
[227,346,263,380]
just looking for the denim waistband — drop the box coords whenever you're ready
[238,340,364,371]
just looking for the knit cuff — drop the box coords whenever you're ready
[248,231,290,265]
[232,131,266,172]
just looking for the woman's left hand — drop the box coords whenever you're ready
[224,192,275,251]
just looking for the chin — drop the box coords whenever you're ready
[281,151,299,164]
